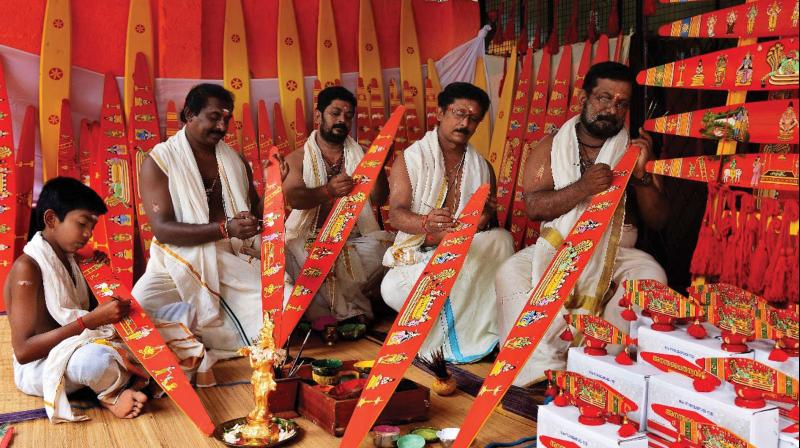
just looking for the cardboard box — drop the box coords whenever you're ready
[751,339,800,380]
[537,404,648,447]
[637,323,755,362]
[566,347,661,430]
[780,416,799,448]
[647,373,779,447]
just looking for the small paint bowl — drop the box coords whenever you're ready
[436,428,459,448]
[396,434,426,448]
[311,358,343,376]
[410,427,439,443]
[372,425,400,448]
[338,323,367,340]
[354,360,375,377]
[312,372,339,386]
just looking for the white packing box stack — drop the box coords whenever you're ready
[537,403,648,448]
[566,347,661,430]
[751,339,800,379]
[647,373,779,447]
[637,323,755,362]
[780,416,799,448]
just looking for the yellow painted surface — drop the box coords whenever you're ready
[427,58,442,98]
[39,0,71,181]
[124,0,153,120]
[486,50,517,175]
[223,0,250,147]
[277,0,306,149]
[399,0,425,131]
[471,56,491,158]
[316,0,341,88]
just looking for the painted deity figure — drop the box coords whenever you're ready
[715,55,728,86]
[746,5,758,34]
[707,15,718,37]
[793,1,799,27]
[751,157,763,187]
[691,59,706,86]
[766,1,782,32]
[778,101,799,141]
[237,313,286,442]
[732,108,750,141]
[736,53,754,86]
[726,10,739,34]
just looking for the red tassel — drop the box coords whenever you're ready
[720,192,742,285]
[615,348,634,366]
[560,328,574,341]
[621,307,637,322]
[516,1,528,55]
[618,296,630,308]
[545,1,559,55]
[587,0,598,42]
[692,376,719,393]
[687,320,707,339]
[564,0,579,44]
[790,405,799,421]
[691,186,718,277]
[531,21,541,50]
[607,0,620,36]
[492,0,505,46]
[643,0,657,16]
[545,384,558,398]
[617,417,637,438]
[748,198,778,293]
[764,201,798,303]
[502,0,517,42]
[770,341,790,362]
[554,391,569,407]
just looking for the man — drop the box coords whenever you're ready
[134,84,262,371]
[495,62,670,386]
[283,86,391,324]
[382,82,514,363]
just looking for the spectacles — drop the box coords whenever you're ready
[589,93,630,112]
[447,106,482,124]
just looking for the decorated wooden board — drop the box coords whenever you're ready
[316,0,340,89]
[39,0,71,181]
[453,147,639,448]
[57,99,77,179]
[646,153,798,191]
[660,0,799,38]
[223,0,250,149]
[646,99,799,144]
[427,57,442,95]
[471,57,491,157]
[356,77,374,147]
[124,0,154,120]
[542,45,573,139]
[340,185,489,447]
[77,250,215,435]
[13,107,36,261]
[359,0,383,115]
[78,119,92,185]
[274,106,405,346]
[496,50,533,229]
[256,100,274,164]
[640,352,722,391]
[539,436,580,448]
[637,38,799,91]
[128,53,161,261]
[277,0,306,149]
[566,40,593,122]
[240,103,262,191]
[424,78,438,132]
[165,100,180,138]
[697,357,799,408]
[368,78,386,142]
[294,98,307,151]
[487,50,518,175]
[388,79,408,154]
[0,60,17,309]
[509,52,551,250]
[273,102,290,156]
[402,80,424,144]
[259,147,286,321]
[594,34,610,63]
[93,74,135,289]
[399,0,425,132]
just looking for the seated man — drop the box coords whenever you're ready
[495,62,669,386]
[5,177,200,422]
[382,82,514,363]
[283,86,391,324]
[134,84,263,365]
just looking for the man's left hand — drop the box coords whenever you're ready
[631,127,654,179]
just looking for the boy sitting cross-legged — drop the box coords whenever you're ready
[4,177,207,422]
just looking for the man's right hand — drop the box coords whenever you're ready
[327,174,355,198]
[577,163,613,197]
[85,298,131,328]
[227,212,260,240]
[423,207,456,233]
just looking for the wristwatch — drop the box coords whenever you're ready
[631,172,652,186]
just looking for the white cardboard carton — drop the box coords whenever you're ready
[537,403,648,448]
[751,339,800,380]
[566,347,661,430]
[637,323,755,362]
[647,373,779,447]
[780,415,799,448]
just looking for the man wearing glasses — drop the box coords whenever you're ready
[495,62,670,387]
[381,82,514,363]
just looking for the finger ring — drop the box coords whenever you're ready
[438,222,443,227]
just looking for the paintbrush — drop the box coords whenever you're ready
[286,328,312,377]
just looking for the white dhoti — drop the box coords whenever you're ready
[283,131,392,322]
[382,130,514,363]
[383,229,514,363]
[133,128,262,367]
[496,225,667,386]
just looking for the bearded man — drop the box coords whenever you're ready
[495,62,670,386]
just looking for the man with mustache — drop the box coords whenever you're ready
[135,84,263,382]
[495,62,670,387]
[381,82,514,363]
[282,86,391,326]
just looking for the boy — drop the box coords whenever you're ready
[4,177,147,421]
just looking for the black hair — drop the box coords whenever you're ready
[179,83,235,123]
[30,177,107,239]
[316,86,357,113]
[582,61,634,95]
[437,82,491,117]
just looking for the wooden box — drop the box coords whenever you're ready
[268,376,301,418]
[295,360,430,436]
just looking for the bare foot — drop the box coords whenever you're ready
[102,389,148,418]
